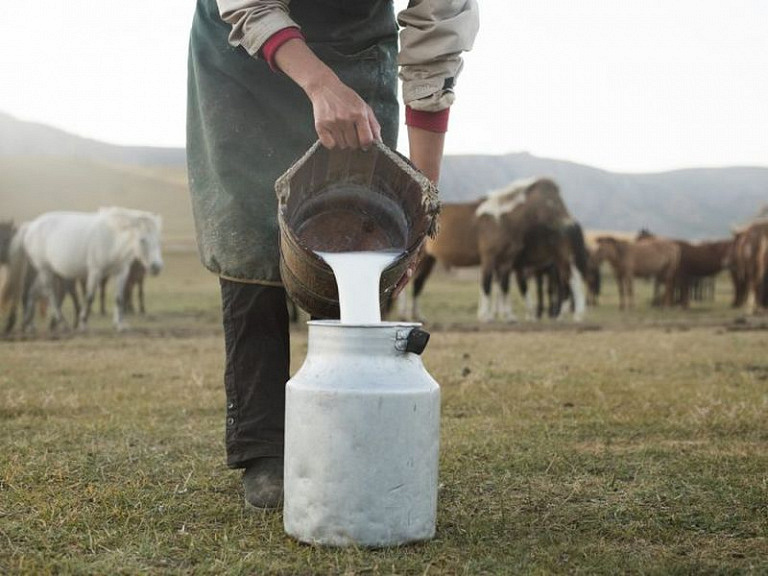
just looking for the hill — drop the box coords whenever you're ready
[0,112,185,166]
[0,156,193,246]
[2,112,767,241]
[439,154,768,239]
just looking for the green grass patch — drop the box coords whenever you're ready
[1,252,766,574]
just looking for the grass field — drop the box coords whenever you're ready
[1,250,767,575]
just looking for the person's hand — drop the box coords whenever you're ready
[306,77,381,150]
[274,38,382,150]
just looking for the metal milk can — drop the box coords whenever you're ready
[283,320,440,547]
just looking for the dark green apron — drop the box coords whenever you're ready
[187,0,399,283]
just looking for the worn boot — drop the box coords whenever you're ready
[242,457,284,510]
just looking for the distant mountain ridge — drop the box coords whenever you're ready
[0,112,185,166]
[2,111,767,240]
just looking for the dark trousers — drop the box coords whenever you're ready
[220,278,290,468]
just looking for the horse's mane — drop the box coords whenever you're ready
[99,206,162,233]
[475,177,539,219]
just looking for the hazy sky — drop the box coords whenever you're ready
[1,1,766,173]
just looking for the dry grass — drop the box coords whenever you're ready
[1,251,767,574]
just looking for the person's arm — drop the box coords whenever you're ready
[216,0,380,149]
[407,126,444,185]
[398,0,479,182]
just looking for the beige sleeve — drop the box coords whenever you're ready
[216,0,298,57]
[397,0,479,112]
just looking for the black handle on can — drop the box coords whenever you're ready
[405,328,430,355]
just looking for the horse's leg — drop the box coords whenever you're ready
[679,273,691,309]
[123,278,134,315]
[21,270,43,333]
[80,272,100,329]
[536,272,546,319]
[477,265,494,322]
[68,280,81,329]
[50,276,72,331]
[552,257,570,320]
[37,269,64,332]
[627,275,635,309]
[99,276,108,315]
[498,267,516,322]
[662,267,675,307]
[614,270,625,310]
[113,266,131,330]
[137,276,145,314]
[516,270,535,320]
[551,268,562,318]
[731,264,747,308]
[568,264,586,322]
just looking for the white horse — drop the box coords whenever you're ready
[5,207,163,332]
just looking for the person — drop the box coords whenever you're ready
[187,0,479,509]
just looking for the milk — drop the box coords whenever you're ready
[315,250,402,324]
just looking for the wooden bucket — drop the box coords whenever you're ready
[275,141,440,319]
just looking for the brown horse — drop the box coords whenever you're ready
[513,220,592,320]
[398,199,483,320]
[731,221,768,312]
[401,179,588,322]
[475,178,584,322]
[675,239,734,308]
[594,236,681,309]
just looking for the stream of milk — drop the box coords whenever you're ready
[316,251,403,324]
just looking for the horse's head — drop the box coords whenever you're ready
[594,236,622,263]
[524,179,571,225]
[0,220,16,264]
[135,214,164,276]
[101,207,164,275]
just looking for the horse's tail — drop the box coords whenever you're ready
[1,225,29,333]
[566,221,590,278]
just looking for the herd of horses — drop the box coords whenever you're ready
[0,207,162,333]
[395,177,768,322]
[2,182,767,334]
[591,225,768,312]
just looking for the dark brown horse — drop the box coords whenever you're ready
[675,239,734,308]
[731,221,768,312]
[402,179,587,322]
[513,221,591,320]
[475,178,583,321]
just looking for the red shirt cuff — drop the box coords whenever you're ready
[259,27,305,72]
[405,106,450,133]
